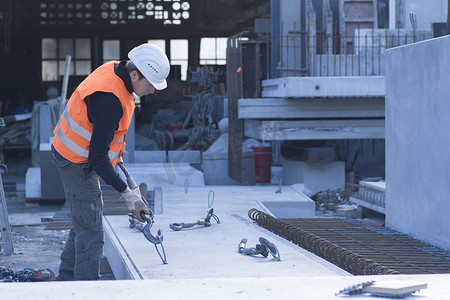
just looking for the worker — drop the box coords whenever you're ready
[51,43,170,280]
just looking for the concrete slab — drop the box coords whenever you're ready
[238,98,385,119]
[244,119,385,140]
[2,273,450,299]
[104,185,333,280]
[261,76,385,98]
[360,181,385,192]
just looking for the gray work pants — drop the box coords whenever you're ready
[52,148,104,280]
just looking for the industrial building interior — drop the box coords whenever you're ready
[2,0,450,298]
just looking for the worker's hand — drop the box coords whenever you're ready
[121,187,150,222]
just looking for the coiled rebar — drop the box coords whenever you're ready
[248,208,399,275]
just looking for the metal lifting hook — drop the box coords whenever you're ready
[140,211,167,264]
[238,237,281,261]
[118,161,167,264]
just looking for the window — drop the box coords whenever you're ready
[170,39,188,81]
[148,39,166,53]
[103,40,120,64]
[41,38,91,82]
[200,37,227,65]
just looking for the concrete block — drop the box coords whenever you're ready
[134,151,166,163]
[201,152,254,185]
[39,104,56,145]
[25,168,41,199]
[40,143,65,201]
[260,199,315,218]
[168,150,201,164]
[282,159,345,194]
[335,204,361,219]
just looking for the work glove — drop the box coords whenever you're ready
[121,187,150,222]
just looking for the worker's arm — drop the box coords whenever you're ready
[86,92,128,193]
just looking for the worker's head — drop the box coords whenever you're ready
[127,43,170,97]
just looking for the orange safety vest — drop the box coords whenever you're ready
[52,61,135,167]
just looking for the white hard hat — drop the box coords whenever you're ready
[128,43,170,90]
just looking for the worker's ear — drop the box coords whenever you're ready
[129,70,139,81]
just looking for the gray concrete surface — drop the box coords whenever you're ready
[385,35,450,249]
[2,273,449,299]
[261,76,385,98]
[104,185,322,280]
[4,149,450,299]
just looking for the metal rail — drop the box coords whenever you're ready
[269,29,431,78]
[249,209,450,275]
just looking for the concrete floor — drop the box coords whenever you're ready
[4,161,450,298]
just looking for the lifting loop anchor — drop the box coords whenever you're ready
[238,237,281,261]
[169,207,220,231]
[140,211,167,264]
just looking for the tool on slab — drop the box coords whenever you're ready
[169,190,220,231]
[184,178,189,193]
[336,280,427,298]
[117,161,167,264]
[238,237,280,261]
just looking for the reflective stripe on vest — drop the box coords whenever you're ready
[56,125,120,161]
[61,107,124,144]
[57,107,124,161]
[56,126,89,158]
[62,108,92,141]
